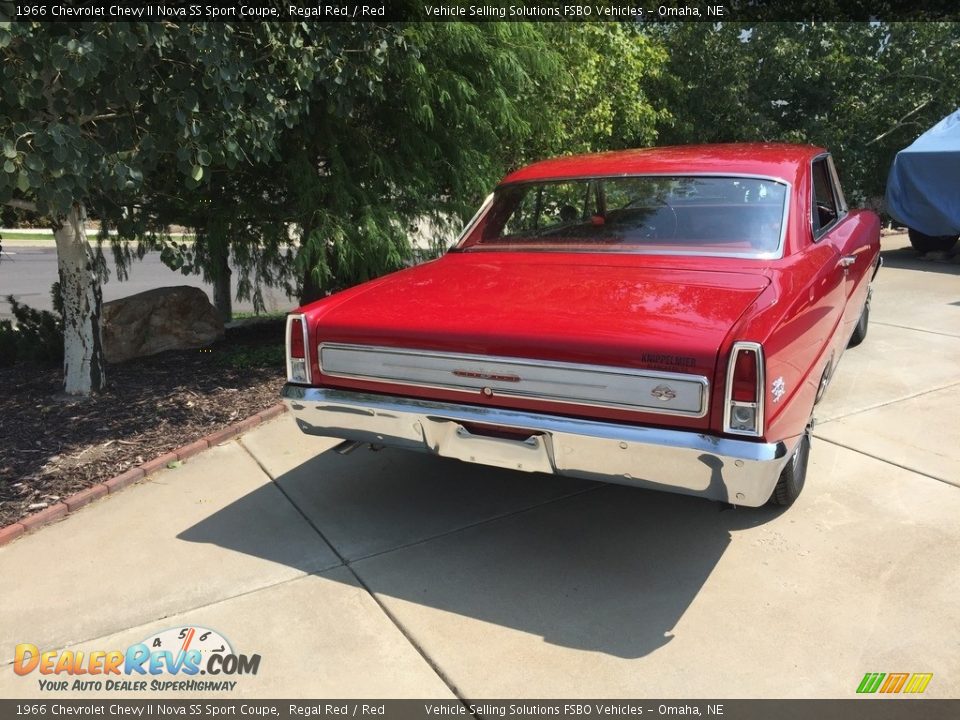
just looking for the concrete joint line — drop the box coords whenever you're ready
[237,442,470,707]
[816,378,960,426]
[872,321,960,339]
[813,435,960,490]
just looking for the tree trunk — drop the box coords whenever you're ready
[211,242,232,323]
[54,203,106,395]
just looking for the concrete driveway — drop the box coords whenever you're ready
[2,233,959,699]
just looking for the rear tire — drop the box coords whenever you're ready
[769,429,810,507]
[907,228,958,254]
[848,292,870,348]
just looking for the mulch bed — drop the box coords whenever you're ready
[0,319,286,528]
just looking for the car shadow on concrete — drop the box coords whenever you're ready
[881,244,960,275]
[178,445,786,659]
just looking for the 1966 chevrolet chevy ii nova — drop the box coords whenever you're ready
[282,144,881,508]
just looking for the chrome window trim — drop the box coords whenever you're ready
[449,193,494,249]
[318,342,710,419]
[723,341,765,438]
[453,247,783,261]
[455,173,792,260]
[827,155,849,214]
[285,313,312,384]
[496,172,792,186]
[810,153,848,241]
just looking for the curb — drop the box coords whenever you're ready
[0,402,288,548]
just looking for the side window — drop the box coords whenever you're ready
[811,158,838,235]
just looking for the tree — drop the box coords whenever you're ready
[648,22,960,206]
[257,22,668,305]
[0,23,317,393]
[144,164,295,321]
[138,22,537,316]
[288,22,562,304]
[538,23,668,156]
[1,20,671,391]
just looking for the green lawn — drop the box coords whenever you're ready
[0,231,55,241]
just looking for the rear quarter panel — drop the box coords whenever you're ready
[733,208,880,445]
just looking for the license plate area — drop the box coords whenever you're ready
[424,420,553,474]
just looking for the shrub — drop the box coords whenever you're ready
[215,343,285,371]
[0,284,64,367]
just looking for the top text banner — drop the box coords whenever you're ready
[2,701,960,720]
[5,0,960,23]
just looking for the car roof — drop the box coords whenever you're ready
[501,143,826,186]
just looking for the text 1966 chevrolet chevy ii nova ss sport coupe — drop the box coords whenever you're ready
[282,144,881,508]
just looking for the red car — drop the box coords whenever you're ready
[282,144,881,508]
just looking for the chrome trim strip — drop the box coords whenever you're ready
[318,342,710,418]
[723,341,765,437]
[458,173,792,261]
[282,385,798,507]
[285,313,312,385]
[497,171,792,187]
[450,192,494,249]
[827,155,849,214]
[454,247,783,260]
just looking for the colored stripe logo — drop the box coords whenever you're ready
[857,672,933,694]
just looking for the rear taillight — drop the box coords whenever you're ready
[286,314,311,383]
[731,349,758,402]
[724,342,764,436]
[289,318,305,358]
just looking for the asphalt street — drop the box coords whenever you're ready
[0,244,295,319]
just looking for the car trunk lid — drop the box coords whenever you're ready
[307,253,770,424]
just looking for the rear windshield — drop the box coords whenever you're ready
[458,175,788,258]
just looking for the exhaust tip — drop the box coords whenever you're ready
[332,440,365,455]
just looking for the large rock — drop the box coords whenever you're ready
[101,286,224,364]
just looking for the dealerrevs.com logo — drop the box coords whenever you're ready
[14,626,261,692]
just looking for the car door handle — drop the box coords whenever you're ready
[839,255,856,268]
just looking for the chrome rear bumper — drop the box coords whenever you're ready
[282,385,799,507]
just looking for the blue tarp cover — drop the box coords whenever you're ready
[885,109,960,237]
